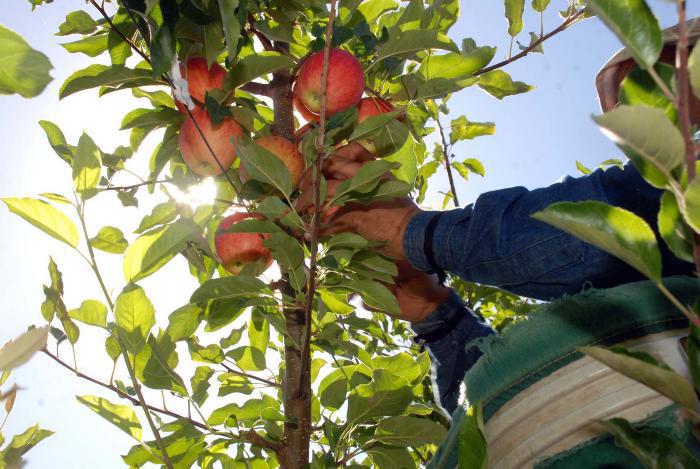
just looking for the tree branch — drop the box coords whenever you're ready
[475,9,586,77]
[221,363,281,388]
[240,82,273,97]
[436,117,459,207]
[100,179,173,191]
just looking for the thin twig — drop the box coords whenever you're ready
[437,117,459,207]
[101,179,173,191]
[298,0,338,396]
[221,362,281,387]
[475,9,585,77]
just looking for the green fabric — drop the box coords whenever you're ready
[428,277,699,469]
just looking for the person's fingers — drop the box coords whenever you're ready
[332,142,373,163]
[322,157,365,181]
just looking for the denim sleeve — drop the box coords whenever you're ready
[411,290,495,414]
[404,162,692,301]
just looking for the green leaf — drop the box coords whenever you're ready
[319,289,354,315]
[264,233,306,292]
[604,418,700,468]
[580,345,697,410]
[1,197,79,247]
[319,369,349,410]
[38,120,73,165]
[136,334,187,394]
[478,70,533,99]
[504,0,525,37]
[334,279,400,314]
[619,63,677,123]
[105,335,121,362]
[59,64,155,100]
[374,416,447,446]
[0,24,53,98]
[372,29,458,67]
[463,158,485,177]
[247,311,269,355]
[166,304,203,341]
[120,107,181,130]
[123,221,199,282]
[1,424,53,465]
[684,179,700,233]
[332,160,394,203]
[658,191,694,263]
[532,201,662,281]
[135,201,178,234]
[57,11,97,36]
[366,446,415,469]
[225,52,296,90]
[690,38,700,98]
[586,0,662,69]
[90,226,128,254]
[0,326,49,372]
[147,0,178,77]
[227,345,266,371]
[459,404,487,469]
[417,47,496,80]
[207,394,278,426]
[219,0,241,62]
[687,325,700,394]
[77,395,142,440]
[61,34,109,58]
[576,160,592,175]
[115,283,155,355]
[190,276,271,303]
[132,88,175,108]
[68,299,107,328]
[237,141,293,198]
[191,366,214,406]
[373,352,428,384]
[349,111,403,142]
[531,0,551,13]
[450,115,495,143]
[346,369,412,424]
[73,133,102,199]
[593,105,684,181]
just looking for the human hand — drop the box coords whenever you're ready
[295,142,422,260]
[388,260,450,324]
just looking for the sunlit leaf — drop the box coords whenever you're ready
[504,0,525,37]
[2,197,79,247]
[0,326,49,372]
[1,424,53,465]
[690,38,700,98]
[59,64,156,100]
[68,299,107,328]
[77,395,142,440]
[73,133,102,199]
[450,115,495,143]
[56,11,97,36]
[0,24,53,98]
[190,276,271,303]
[478,70,533,99]
[375,415,447,446]
[219,0,241,63]
[90,226,128,254]
[372,29,458,67]
[237,141,293,198]
[115,283,155,355]
[532,201,661,281]
[459,404,487,469]
[658,191,693,263]
[683,179,700,233]
[346,369,412,424]
[166,304,203,341]
[38,120,73,165]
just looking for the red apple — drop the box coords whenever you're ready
[294,95,320,123]
[179,106,245,177]
[357,97,394,123]
[175,57,227,113]
[215,213,272,276]
[293,48,364,116]
[239,136,305,189]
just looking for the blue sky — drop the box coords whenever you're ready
[1,1,699,468]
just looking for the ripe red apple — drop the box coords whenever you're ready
[179,106,245,177]
[357,97,394,123]
[293,48,364,116]
[215,213,272,276]
[294,95,320,123]
[175,57,227,113]
[239,136,305,189]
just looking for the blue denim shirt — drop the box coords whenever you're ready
[408,162,692,413]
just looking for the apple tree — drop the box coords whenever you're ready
[0,0,589,467]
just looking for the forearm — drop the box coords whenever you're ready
[404,163,692,300]
[412,291,495,414]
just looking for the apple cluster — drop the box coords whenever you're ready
[175,49,397,276]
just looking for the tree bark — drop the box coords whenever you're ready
[270,50,312,468]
